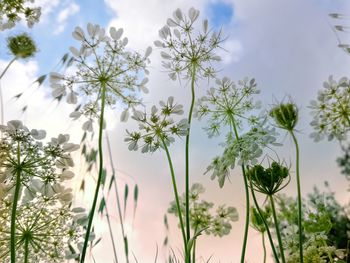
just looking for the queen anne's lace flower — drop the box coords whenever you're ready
[168,183,238,237]
[0,194,86,262]
[50,23,152,131]
[0,120,78,198]
[125,96,189,152]
[195,77,260,137]
[155,7,223,81]
[0,0,41,30]
[309,75,350,141]
[206,125,279,187]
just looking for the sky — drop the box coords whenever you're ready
[1,0,350,262]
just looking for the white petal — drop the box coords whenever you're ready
[82,120,93,132]
[69,111,81,120]
[174,29,181,39]
[154,40,163,47]
[203,19,208,33]
[87,23,95,37]
[31,129,46,140]
[72,26,85,41]
[122,37,128,46]
[120,110,129,122]
[49,72,64,83]
[66,91,78,104]
[173,8,184,22]
[189,7,200,22]
[63,143,80,152]
[161,51,171,60]
[52,87,66,98]
[167,18,177,27]
[60,170,75,180]
[145,46,152,57]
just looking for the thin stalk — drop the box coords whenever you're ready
[262,232,266,263]
[161,137,188,262]
[229,115,250,263]
[192,226,198,263]
[0,57,17,126]
[249,177,280,263]
[0,57,16,79]
[240,164,250,263]
[290,130,304,263]
[106,133,129,263]
[192,240,196,263]
[11,142,21,263]
[80,82,107,263]
[269,195,286,263]
[185,65,196,259]
[104,203,119,263]
[24,238,29,263]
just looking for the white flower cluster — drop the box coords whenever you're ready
[0,0,41,30]
[0,195,87,262]
[168,183,238,237]
[195,77,261,137]
[0,120,87,261]
[0,120,78,201]
[309,75,350,142]
[50,23,152,132]
[125,96,188,152]
[155,7,223,81]
[205,125,279,188]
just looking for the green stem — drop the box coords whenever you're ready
[290,130,304,263]
[11,142,21,263]
[262,232,266,263]
[80,82,107,263]
[0,57,17,126]
[106,133,129,263]
[229,115,250,263]
[185,65,196,262]
[0,57,16,79]
[104,203,119,263]
[192,239,196,263]
[269,195,286,263]
[161,138,188,262]
[24,238,29,263]
[240,165,250,263]
[192,225,198,263]
[249,177,280,263]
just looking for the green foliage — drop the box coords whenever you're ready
[275,186,350,262]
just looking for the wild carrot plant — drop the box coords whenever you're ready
[49,23,151,262]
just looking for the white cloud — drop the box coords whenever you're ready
[35,0,60,21]
[104,0,210,50]
[33,0,80,35]
[0,59,83,142]
[54,2,80,34]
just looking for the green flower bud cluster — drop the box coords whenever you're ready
[247,161,290,195]
[270,103,298,132]
[7,33,37,59]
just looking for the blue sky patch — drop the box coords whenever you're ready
[207,1,234,28]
